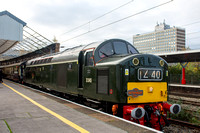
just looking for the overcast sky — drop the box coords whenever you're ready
[1,0,200,50]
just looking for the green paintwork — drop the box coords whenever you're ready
[24,39,168,104]
[25,62,79,94]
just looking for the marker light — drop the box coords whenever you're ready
[132,58,139,66]
[159,60,164,67]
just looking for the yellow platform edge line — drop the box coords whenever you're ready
[2,83,89,133]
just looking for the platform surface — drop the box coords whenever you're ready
[0,80,157,133]
[169,83,200,88]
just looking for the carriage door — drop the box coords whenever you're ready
[85,51,94,67]
[84,51,95,91]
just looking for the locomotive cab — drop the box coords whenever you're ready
[79,39,140,101]
[83,39,181,130]
[81,39,170,105]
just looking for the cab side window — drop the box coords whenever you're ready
[128,44,138,54]
[85,52,94,66]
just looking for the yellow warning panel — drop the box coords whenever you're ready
[127,82,167,104]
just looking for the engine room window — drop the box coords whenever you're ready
[99,42,114,58]
[113,41,128,54]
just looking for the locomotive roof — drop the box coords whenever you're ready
[26,39,138,67]
[26,40,104,66]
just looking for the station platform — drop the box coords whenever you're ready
[169,83,200,89]
[0,80,159,133]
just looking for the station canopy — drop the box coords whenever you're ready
[155,49,200,63]
[0,11,53,61]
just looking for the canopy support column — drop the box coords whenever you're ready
[180,62,188,84]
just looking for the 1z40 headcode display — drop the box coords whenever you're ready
[138,68,162,81]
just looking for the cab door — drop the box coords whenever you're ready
[83,51,96,97]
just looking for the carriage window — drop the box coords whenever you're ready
[113,41,128,54]
[99,42,114,58]
[85,52,94,66]
[128,44,138,54]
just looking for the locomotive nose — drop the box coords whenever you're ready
[131,107,145,119]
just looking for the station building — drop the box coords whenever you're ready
[133,21,185,54]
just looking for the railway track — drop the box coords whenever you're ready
[168,84,200,99]
[169,96,200,126]
[169,97,200,107]
[169,92,200,99]
[168,119,200,131]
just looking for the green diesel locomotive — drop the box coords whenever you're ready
[22,39,181,130]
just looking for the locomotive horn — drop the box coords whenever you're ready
[163,103,181,114]
[131,107,145,119]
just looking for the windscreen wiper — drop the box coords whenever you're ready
[100,51,109,57]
